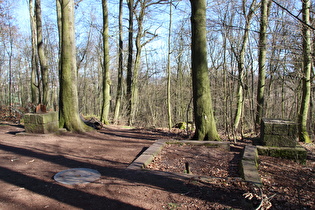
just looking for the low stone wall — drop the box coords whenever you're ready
[24,112,59,134]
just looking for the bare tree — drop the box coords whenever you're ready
[256,0,272,128]
[113,0,124,124]
[35,0,49,106]
[100,0,111,125]
[298,0,312,143]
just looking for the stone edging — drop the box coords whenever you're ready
[240,145,262,186]
[127,139,262,186]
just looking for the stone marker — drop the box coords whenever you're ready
[24,111,59,134]
[261,118,297,147]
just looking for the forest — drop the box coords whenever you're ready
[0,0,314,142]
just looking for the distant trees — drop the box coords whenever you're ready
[1,0,314,140]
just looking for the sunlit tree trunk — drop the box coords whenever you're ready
[113,0,123,124]
[298,0,312,143]
[35,0,49,106]
[59,0,90,132]
[256,0,272,128]
[167,0,172,130]
[233,0,258,133]
[190,0,220,141]
[100,0,111,125]
[28,0,39,104]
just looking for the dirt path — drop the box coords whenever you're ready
[0,122,314,209]
[0,122,252,209]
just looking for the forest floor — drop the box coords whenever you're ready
[0,120,314,209]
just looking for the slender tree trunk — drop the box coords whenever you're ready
[167,0,172,130]
[299,0,312,143]
[35,0,49,106]
[59,0,90,132]
[233,0,257,132]
[190,0,220,141]
[256,0,271,128]
[126,0,134,125]
[100,0,111,125]
[113,0,124,124]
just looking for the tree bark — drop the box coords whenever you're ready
[298,0,312,143]
[28,0,39,104]
[100,0,111,125]
[59,0,90,132]
[190,0,220,141]
[35,0,49,106]
[167,0,173,130]
[233,0,257,132]
[256,0,272,128]
[113,0,124,124]
[126,0,134,125]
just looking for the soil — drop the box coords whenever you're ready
[0,121,314,210]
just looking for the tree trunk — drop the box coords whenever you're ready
[59,0,90,132]
[298,0,312,143]
[190,0,220,141]
[167,0,172,130]
[233,0,257,132]
[256,0,271,128]
[256,0,268,122]
[126,0,134,125]
[113,0,124,124]
[35,0,49,106]
[100,0,111,125]
[28,0,39,104]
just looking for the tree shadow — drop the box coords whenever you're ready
[0,142,250,209]
[0,166,143,209]
[228,144,243,177]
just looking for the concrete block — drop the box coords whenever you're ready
[127,155,154,170]
[241,160,262,186]
[24,112,59,134]
[243,145,258,163]
[261,118,297,147]
[257,146,307,164]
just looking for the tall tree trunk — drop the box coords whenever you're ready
[35,0,49,106]
[167,0,172,130]
[190,0,220,141]
[59,0,89,132]
[28,0,39,104]
[100,0,111,125]
[113,0,124,124]
[233,0,257,132]
[126,0,134,125]
[256,0,272,128]
[298,0,312,143]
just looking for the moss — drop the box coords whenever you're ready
[257,146,307,164]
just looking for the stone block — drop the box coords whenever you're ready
[261,118,297,147]
[240,160,262,186]
[257,146,307,164]
[127,154,154,170]
[242,145,258,163]
[24,112,59,134]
